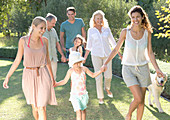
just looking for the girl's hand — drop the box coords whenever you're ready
[156,69,164,78]
[3,77,9,89]
[101,64,107,72]
[54,81,58,87]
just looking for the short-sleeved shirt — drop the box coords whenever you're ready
[43,28,59,62]
[60,18,85,49]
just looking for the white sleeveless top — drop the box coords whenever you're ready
[70,70,87,96]
[121,29,150,66]
[69,47,79,53]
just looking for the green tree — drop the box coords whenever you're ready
[154,0,170,39]
[9,1,34,38]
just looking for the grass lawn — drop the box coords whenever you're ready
[0,58,170,120]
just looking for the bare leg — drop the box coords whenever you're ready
[38,107,47,120]
[82,109,86,120]
[126,85,143,120]
[105,89,112,95]
[137,87,146,120]
[76,110,81,120]
[32,105,39,120]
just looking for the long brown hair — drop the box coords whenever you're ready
[128,5,153,33]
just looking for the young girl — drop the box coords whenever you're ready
[67,34,85,61]
[54,52,103,120]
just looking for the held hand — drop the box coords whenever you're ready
[62,47,66,52]
[54,81,58,87]
[101,64,107,72]
[156,69,164,78]
[83,59,86,64]
[119,55,123,61]
[52,80,56,87]
[3,77,9,89]
[61,56,67,63]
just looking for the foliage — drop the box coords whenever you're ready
[137,0,170,62]
[72,0,137,38]
[0,47,17,58]
[0,0,13,36]
[154,0,170,39]
[36,0,73,32]
[10,1,34,37]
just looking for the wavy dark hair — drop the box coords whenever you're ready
[128,5,153,33]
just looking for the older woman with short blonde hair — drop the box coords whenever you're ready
[84,10,122,104]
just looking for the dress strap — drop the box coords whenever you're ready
[27,35,31,48]
[27,35,43,48]
[40,37,43,46]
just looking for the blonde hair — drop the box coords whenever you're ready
[128,5,153,33]
[28,16,47,35]
[89,10,109,28]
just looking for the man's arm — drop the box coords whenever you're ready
[60,31,66,51]
[81,27,86,48]
[56,42,66,62]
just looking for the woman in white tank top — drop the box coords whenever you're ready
[101,6,164,120]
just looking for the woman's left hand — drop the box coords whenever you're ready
[156,69,164,78]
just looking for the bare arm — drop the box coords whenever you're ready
[56,42,66,62]
[101,29,126,71]
[60,31,66,52]
[104,29,126,65]
[78,46,83,57]
[81,27,86,48]
[54,69,72,87]
[147,31,163,77]
[44,38,55,86]
[3,37,24,89]
[83,66,103,78]
[83,50,90,64]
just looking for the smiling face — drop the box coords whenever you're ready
[74,38,82,47]
[47,18,56,31]
[131,12,144,27]
[33,22,46,37]
[67,11,76,21]
[94,14,103,26]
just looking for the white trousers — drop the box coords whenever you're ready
[51,60,58,80]
[91,55,112,99]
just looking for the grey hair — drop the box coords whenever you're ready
[45,13,57,22]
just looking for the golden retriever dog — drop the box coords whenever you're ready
[148,73,168,113]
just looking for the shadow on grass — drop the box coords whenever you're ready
[0,59,129,120]
[145,105,170,120]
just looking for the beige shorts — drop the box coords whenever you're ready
[122,64,151,87]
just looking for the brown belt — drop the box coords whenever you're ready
[25,65,45,76]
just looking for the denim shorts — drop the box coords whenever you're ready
[122,64,151,87]
[69,93,89,112]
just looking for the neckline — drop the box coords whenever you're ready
[94,27,103,34]
[129,29,145,41]
[27,35,44,49]
[73,68,84,75]
[26,42,44,50]
[67,19,76,24]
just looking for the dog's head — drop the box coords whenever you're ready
[155,73,168,87]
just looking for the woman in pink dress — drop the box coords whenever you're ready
[3,16,57,120]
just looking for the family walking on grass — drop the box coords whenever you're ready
[3,5,164,120]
